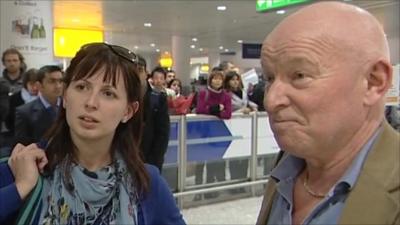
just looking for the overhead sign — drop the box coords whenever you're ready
[242,43,262,59]
[256,0,309,12]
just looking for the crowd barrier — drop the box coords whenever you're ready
[162,112,280,207]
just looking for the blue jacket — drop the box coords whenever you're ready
[0,162,185,225]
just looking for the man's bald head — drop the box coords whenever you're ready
[264,2,390,66]
[260,2,393,158]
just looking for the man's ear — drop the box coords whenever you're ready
[363,60,392,106]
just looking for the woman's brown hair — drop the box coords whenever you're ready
[43,43,149,193]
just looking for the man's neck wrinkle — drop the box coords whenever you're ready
[306,120,380,180]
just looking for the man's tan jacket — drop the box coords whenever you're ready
[256,121,400,225]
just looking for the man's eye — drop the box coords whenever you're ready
[266,76,275,82]
[294,72,305,79]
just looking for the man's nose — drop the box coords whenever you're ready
[264,80,290,113]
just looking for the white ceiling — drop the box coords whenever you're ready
[53,0,399,58]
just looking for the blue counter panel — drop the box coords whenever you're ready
[164,119,232,164]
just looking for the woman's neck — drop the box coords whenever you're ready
[72,135,113,171]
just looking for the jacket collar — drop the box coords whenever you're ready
[257,121,400,225]
[339,121,400,224]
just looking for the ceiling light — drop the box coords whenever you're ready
[190,45,196,49]
[192,38,198,42]
[144,23,152,27]
[276,10,285,14]
[219,46,224,50]
[224,49,229,52]
[134,45,138,49]
[150,43,156,47]
[199,48,203,52]
[217,6,226,11]
[156,49,160,52]
[237,40,243,44]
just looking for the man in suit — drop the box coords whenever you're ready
[137,57,170,173]
[14,65,63,145]
[257,2,399,225]
[5,68,39,137]
[0,82,9,148]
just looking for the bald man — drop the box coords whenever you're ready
[257,2,399,225]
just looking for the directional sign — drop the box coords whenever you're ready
[256,0,309,12]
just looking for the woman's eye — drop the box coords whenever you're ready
[103,90,116,98]
[75,84,86,90]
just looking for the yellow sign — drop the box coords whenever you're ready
[159,52,173,68]
[53,28,103,58]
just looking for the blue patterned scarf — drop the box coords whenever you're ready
[38,156,138,225]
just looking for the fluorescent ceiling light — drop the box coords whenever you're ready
[156,49,160,52]
[217,6,226,11]
[237,40,243,43]
[190,45,196,49]
[224,49,229,52]
[144,23,152,27]
[199,48,203,51]
[192,38,198,42]
[150,43,156,47]
[276,10,285,14]
[219,46,224,50]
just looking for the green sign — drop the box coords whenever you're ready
[256,0,309,12]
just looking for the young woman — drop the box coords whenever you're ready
[167,78,194,115]
[0,43,185,225]
[224,71,257,114]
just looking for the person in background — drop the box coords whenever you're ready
[223,70,257,194]
[0,48,26,95]
[224,71,257,114]
[166,70,176,85]
[0,82,9,149]
[0,43,184,225]
[0,48,26,147]
[219,61,235,75]
[248,75,266,112]
[138,58,170,173]
[149,66,167,93]
[167,78,194,115]
[14,65,63,145]
[196,70,232,119]
[195,70,232,199]
[257,2,399,225]
[5,68,39,138]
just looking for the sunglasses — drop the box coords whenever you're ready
[81,42,138,65]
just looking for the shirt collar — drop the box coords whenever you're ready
[20,88,38,103]
[271,124,383,189]
[38,92,61,109]
[334,124,383,190]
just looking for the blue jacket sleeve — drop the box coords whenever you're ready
[139,164,186,225]
[0,162,23,223]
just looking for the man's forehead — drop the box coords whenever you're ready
[4,53,19,59]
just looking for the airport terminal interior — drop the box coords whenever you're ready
[0,0,399,224]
